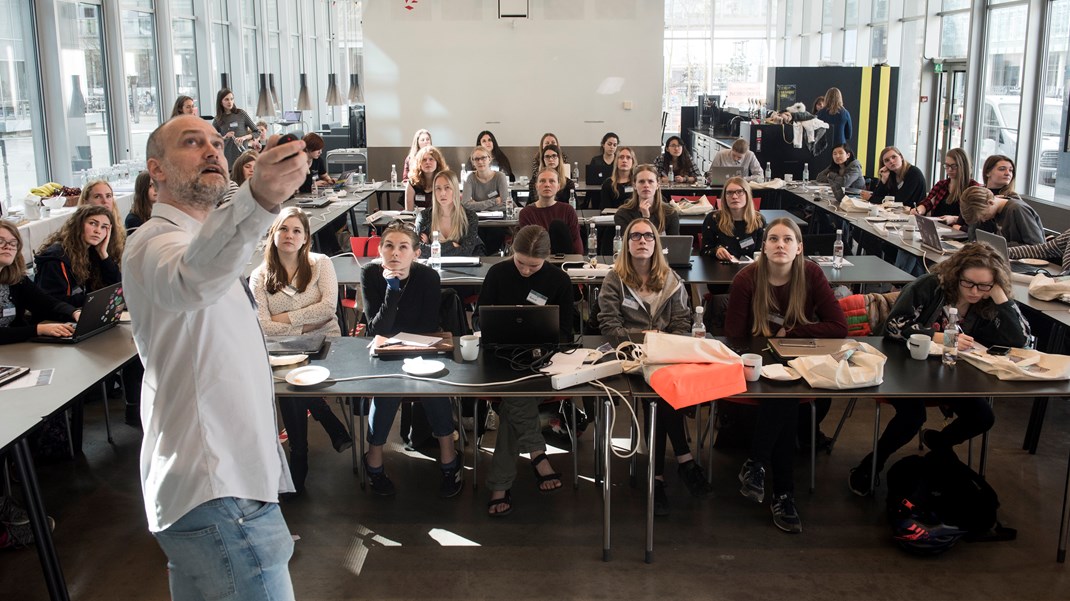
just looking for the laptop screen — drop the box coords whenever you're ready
[282,110,302,122]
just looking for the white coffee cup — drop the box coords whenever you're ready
[459,334,480,361]
[784,174,794,183]
[695,176,707,186]
[741,353,763,382]
[870,207,881,217]
[907,334,932,360]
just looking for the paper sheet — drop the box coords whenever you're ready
[0,369,54,391]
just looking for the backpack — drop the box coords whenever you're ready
[885,450,1007,556]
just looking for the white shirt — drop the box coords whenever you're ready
[711,148,764,182]
[123,185,293,532]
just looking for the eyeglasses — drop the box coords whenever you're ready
[473,156,490,162]
[628,232,656,242]
[385,219,416,231]
[959,279,995,292]
[543,153,559,160]
[724,189,746,197]
[0,239,18,250]
[944,163,958,171]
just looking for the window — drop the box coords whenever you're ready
[978,4,1028,165]
[172,0,199,111]
[0,0,44,209]
[121,3,161,159]
[1032,0,1068,200]
[59,1,113,172]
[940,12,969,58]
[241,0,260,112]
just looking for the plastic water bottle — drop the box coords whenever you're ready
[802,163,809,183]
[505,198,515,220]
[572,162,580,183]
[587,223,598,260]
[612,225,622,260]
[390,164,398,187]
[667,166,674,183]
[692,306,706,338]
[459,165,467,190]
[833,229,845,269]
[430,230,442,271]
[311,170,320,196]
[568,187,577,210]
[764,162,772,181]
[357,166,365,186]
[943,308,960,367]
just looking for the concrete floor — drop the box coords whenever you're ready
[3,397,1069,600]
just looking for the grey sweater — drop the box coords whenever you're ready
[816,159,864,191]
[598,269,691,336]
[462,172,510,211]
[968,196,1045,246]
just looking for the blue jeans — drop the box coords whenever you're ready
[368,397,454,446]
[154,497,295,601]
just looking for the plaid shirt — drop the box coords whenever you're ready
[918,178,981,220]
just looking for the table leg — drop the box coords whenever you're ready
[1023,398,1048,455]
[602,396,612,562]
[645,399,657,564]
[13,438,70,601]
[1059,443,1070,562]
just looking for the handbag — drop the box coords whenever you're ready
[839,197,873,213]
[638,332,747,409]
[671,195,715,215]
[787,341,886,390]
[960,348,1070,381]
[1027,273,1070,302]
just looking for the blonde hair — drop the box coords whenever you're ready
[408,145,449,188]
[262,207,313,294]
[958,187,995,225]
[824,87,844,115]
[613,218,672,293]
[746,218,813,337]
[943,148,973,206]
[0,222,26,285]
[618,165,676,232]
[77,180,126,261]
[879,146,911,182]
[608,146,636,200]
[716,177,763,236]
[539,144,569,186]
[429,170,469,243]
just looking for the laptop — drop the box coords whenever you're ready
[916,216,959,255]
[296,195,333,209]
[660,235,694,268]
[265,334,327,354]
[280,110,302,123]
[585,164,609,186]
[478,305,560,347]
[707,166,743,187]
[975,229,1047,276]
[32,282,124,344]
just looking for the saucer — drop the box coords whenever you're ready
[401,357,446,376]
[285,365,330,386]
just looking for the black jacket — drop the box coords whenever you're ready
[34,243,121,308]
[0,277,77,344]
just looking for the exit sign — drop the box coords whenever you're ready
[934,63,944,73]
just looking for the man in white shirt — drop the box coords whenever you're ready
[123,115,308,600]
[710,138,764,182]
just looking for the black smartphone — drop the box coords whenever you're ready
[987,345,1011,356]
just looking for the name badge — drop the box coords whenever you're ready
[769,313,785,326]
[622,298,640,311]
[230,122,238,129]
[624,186,634,194]
[526,290,548,306]
[2,305,15,318]
[282,285,298,297]
[488,190,500,199]
[740,237,755,249]
[415,194,426,202]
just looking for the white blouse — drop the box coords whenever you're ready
[249,252,342,338]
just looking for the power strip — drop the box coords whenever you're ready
[550,360,624,390]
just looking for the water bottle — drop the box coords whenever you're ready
[802,163,809,183]
[667,166,674,183]
[612,225,622,260]
[587,223,598,260]
[942,308,960,367]
[572,162,580,183]
[568,187,577,210]
[505,198,515,220]
[459,165,467,190]
[311,170,320,196]
[832,229,845,269]
[764,162,772,181]
[430,230,442,271]
[692,306,707,338]
[357,166,365,186]
[390,164,398,186]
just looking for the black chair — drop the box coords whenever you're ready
[803,233,837,256]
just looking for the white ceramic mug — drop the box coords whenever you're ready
[741,353,763,382]
[784,174,794,183]
[907,334,932,360]
[459,334,480,361]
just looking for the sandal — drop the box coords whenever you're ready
[487,490,513,517]
[530,453,563,493]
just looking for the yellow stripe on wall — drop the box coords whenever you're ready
[857,68,872,175]
[874,66,891,170]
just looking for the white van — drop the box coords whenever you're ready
[981,95,1060,186]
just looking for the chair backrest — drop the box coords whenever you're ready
[439,288,469,336]
[350,236,380,257]
[712,196,760,211]
[838,294,872,336]
[802,233,836,256]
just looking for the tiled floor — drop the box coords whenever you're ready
[3,397,1069,600]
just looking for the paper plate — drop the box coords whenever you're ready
[1019,258,1048,267]
[285,365,330,386]
[865,216,888,223]
[270,354,308,367]
[401,357,446,376]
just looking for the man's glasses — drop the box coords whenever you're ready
[628,232,656,242]
[0,239,18,250]
[959,279,994,292]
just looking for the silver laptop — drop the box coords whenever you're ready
[916,216,958,255]
[975,229,1047,275]
[769,338,852,359]
[707,166,743,187]
[660,235,694,268]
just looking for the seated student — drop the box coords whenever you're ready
[815,143,865,192]
[959,187,1045,246]
[1009,229,1070,272]
[599,146,637,210]
[861,146,927,207]
[518,167,583,254]
[463,146,510,211]
[360,221,462,497]
[470,130,514,180]
[405,145,449,211]
[710,139,763,182]
[653,136,697,184]
[220,149,257,206]
[402,128,433,181]
[599,218,712,516]
[700,177,765,261]
[77,179,126,261]
[912,148,980,229]
[298,133,334,194]
[527,144,576,203]
[588,132,619,182]
[725,218,848,533]
[125,171,156,231]
[849,242,1030,496]
[35,205,121,308]
[414,170,484,256]
[528,133,568,182]
[613,164,680,235]
[170,95,196,118]
[480,225,574,516]
[982,154,1017,197]
[249,207,353,496]
[0,222,80,344]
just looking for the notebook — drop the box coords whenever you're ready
[31,282,124,344]
[660,235,694,268]
[478,305,560,347]
[975,229,1048,276]
[916,216,959,255]
[707,166,743,187]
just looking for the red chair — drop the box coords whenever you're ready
[340,236,381,335]
[713,197,760,210]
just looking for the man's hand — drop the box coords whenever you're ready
[249,135,308,211]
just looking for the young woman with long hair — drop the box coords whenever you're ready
[405,145,449,211]
[211,88,259,166]
[725,217,847,533]
[414,170,484,256]
[125,171,157,230]
[527,144,575,203]
[528,132,568,181]
[471,130,514,180]
[462,145,510,211]
[913,148,980,228]
[863,146,927,207]
[77,180,127,260]
[35,205,121,307]
[0,223,80,343]
[700,177,764,261]
[402,128,433,181]
[816,87,853,146]
[654,136,696,184]
[613,164,680,234]
[982,154,1017,197]
[598,218,712,515]
[599,146,637,209]
[170,95,196,118]
[298,133,334,194]
[587,132,619,183]
[249,207,353,495]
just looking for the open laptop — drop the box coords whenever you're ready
[975,229,1047,275]
[32,282,124,344]
[660,235,694,268]
[478,305,560,347]
[916,216,959,255]
[585,164,609,186]
[707,166,743,187]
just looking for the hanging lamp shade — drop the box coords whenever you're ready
[268,74,280,112]
[296,73,312,111]
[255,73,273,117]
[347,73,363,104]
[325,73,344,106]
[220,72,230,90]
[68,75,87,117]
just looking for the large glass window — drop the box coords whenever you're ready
[979,4,1028,164]
[241,1,260,112]
[172,0,198,110]
[940,12,969,57]
[0,0,43,209]
[59,1,113,172]
[121,4,161,159]
[1033,0,1068,200]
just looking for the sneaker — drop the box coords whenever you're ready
[653,480,670,517]
[771,493,803,533]
[440,458,464,498]
[738,459,766,504]
[4,516,56,549]
[0,497,29,526]
[848,460,879,497]
[332,435,354,453]
[363,454,396,497]
[678,461,713,498]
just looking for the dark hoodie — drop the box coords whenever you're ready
[33,242,120,308]
[0,277,77,344]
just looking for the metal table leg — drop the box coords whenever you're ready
[13,438,70,601]
[645,399,657,564]
[1059,443,1070,562]
[602,396,612,562]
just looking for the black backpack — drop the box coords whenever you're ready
[885,450,1008,556]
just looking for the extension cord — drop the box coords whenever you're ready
[550,360,623,390]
